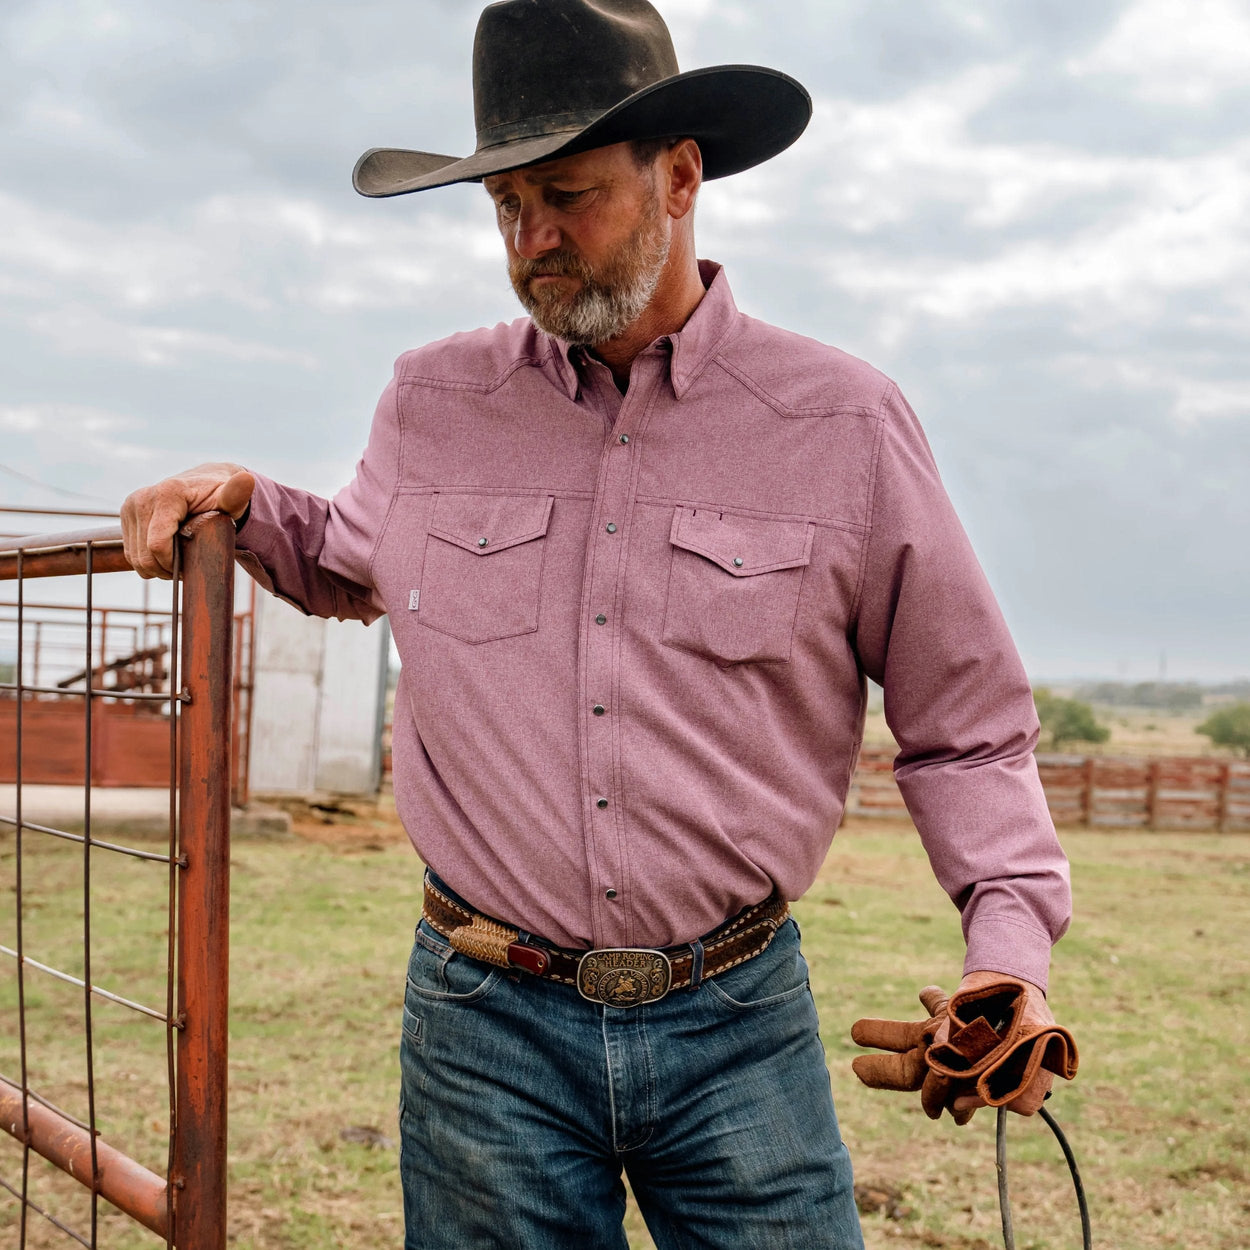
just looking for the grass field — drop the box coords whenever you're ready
[2,804,1248,1249]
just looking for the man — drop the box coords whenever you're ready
[122,2,1073,1247]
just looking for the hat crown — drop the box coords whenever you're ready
[473,0,680,150]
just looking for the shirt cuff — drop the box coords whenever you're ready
[963,913,1055,994]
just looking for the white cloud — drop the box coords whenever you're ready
[0,188,510,359]
[27,306,320,369]
[0,401,155,463]
[1069,357,1250,426]
[1068,0,1250,106]
[758,64,1250,405]
[819,150,1249,321]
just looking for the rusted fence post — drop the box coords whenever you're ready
[1081,757,1096,826]
[1146,758,1160,830]
[172,513,234,1250]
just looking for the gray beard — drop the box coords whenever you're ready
[509,198,671,346]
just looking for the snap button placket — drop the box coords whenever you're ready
[580,355,663,948]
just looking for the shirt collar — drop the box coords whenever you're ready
[669,260,738,398]
[538,259,740,402]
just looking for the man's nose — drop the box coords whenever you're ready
[511,203,562,259]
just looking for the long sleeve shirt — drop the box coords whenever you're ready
[236,261,1071,989]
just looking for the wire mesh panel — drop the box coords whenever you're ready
[0,515,234,1249]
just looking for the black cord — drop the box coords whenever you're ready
[995,1103,1092,1250]
[1039,1106,1092,1250]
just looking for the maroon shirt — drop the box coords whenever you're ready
[237,262,1070,989]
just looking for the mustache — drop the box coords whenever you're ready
[510,250,595,285]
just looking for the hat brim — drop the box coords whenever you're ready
[353,65,811,197]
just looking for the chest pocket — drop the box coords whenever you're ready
[663,507,814,665]
[418,492,554,644]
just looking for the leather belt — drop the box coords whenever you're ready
[421,876,791,1008]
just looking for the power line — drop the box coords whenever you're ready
[0,462,118,506]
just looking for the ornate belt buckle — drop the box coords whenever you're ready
[577,948,672,1007]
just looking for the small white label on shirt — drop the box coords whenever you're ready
[408,589,420,611]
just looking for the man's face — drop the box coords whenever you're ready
[483,142,671,345]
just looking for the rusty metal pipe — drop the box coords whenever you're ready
[0,506,117,520]
[0,525,128,582]
[0,1077,170,1239]
[0,546,130,581]
[173,512,234,1250]
[0,525,125,554]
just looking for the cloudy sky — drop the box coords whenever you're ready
[1,0,1247,681]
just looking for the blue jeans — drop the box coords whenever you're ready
[398,914,864,1249]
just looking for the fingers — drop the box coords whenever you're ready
[852,1046,928,1092]
[120,463,249,580]
[851,1016,931,1053]
[215,469,255,520]
[921,1070,975,1125]
[920,1071,948,1119]
[917,984,949,1017]
[121,485,179,580]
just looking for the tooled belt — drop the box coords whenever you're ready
[421,875,791,1008]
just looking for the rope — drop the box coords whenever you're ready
[995,1102,1092,1250]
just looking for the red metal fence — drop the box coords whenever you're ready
[847,746,1250,830]
[0,516,234,1247]
[0,509,254,806]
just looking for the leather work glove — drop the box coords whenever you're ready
[850,985,977,1125]
[931,971,1079,1116]
[935,965,1080,1115]
[850,973,1079,1123]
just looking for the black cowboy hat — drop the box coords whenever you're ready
[353,0,812,197]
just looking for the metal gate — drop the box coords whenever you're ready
[0,514,234,1247]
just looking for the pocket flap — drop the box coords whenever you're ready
[670,507,814,576]
[429,493,554,556]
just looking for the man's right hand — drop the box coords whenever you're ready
[121,463,255,579]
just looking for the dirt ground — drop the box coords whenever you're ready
[261,790,412,850]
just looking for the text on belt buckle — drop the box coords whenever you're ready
[577,948,672,1007]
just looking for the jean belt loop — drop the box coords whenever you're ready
[689,938,705,989]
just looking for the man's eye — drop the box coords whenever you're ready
[552,189,590,205]
[496,198,520,220]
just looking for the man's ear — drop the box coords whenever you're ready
[664,138,702,220]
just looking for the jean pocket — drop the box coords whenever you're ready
[702,921,811,1012]
[417,491,553,643]
[405,920,501,1003]
[662,506,813,664]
